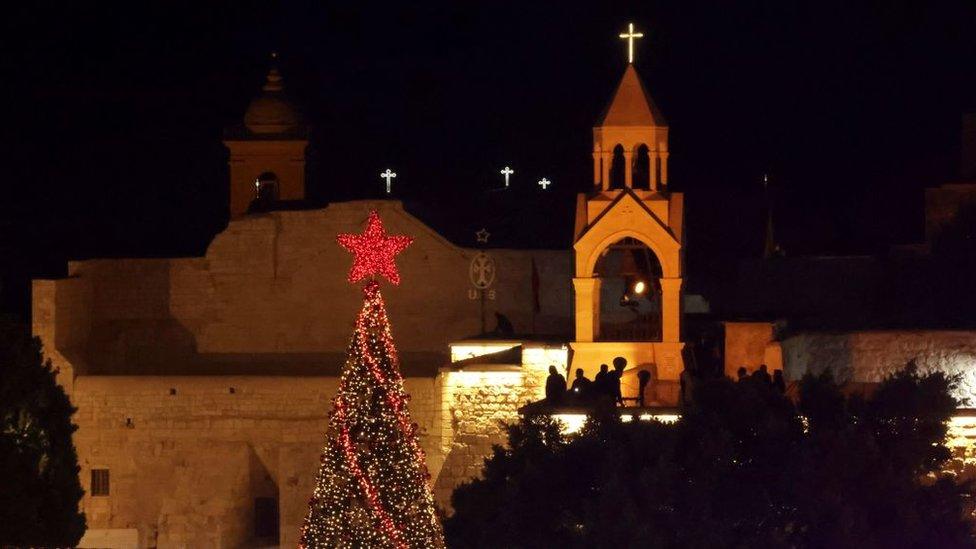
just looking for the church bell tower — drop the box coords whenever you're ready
[570,48,685,401]
[224,57,308,218]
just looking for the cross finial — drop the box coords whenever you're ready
[619,23,644,64]
[538,177,551,190]
[380,168,397,194]
[500,166,514,188]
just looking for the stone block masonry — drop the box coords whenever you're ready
[70,353,551,548]
[33,202,574,547]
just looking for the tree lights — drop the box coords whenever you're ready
[300,210,444,548]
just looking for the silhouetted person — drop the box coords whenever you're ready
[637,369,651,407]
[570,368,592,400]
[545,365,567,405]
[494,312,514,337]
[773,369,786,393]
[751,364,772,387]
[594,364,610,399]
[611,357,627,405]
[737,366,748,382]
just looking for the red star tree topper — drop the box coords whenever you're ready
[337,210,414,285]
[300,209,444,548]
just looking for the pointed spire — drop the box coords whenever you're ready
[598,65,666,127]
[762,173,782,258]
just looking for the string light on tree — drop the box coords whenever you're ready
[300,210,444,548]
[380,169,397,195]
[538,177,551,190]
[619,22,644,64]
[500,166,514,188]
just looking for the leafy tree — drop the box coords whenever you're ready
[446,365,974,549]
[0,322,86,546]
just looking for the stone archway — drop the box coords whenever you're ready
[593,237,664,342]
[572,193,683,345]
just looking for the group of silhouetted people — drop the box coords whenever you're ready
[545,356,652,407]
[736,364,786,393]
[543,359,789,409]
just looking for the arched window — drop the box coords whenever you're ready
[609,144,626,189]
[634,145,651,189]
[255,171,279,201]
[594,237,664,342]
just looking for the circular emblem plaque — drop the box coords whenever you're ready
[469,252,496,290]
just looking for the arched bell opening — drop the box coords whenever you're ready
[633,144,651,190]
[593,237,663,341]
[609,144,626,189]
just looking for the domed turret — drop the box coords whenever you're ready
[224,55,309,218]
[243,66,303,135]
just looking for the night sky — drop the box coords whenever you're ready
[2,1,975,316]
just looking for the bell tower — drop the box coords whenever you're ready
[224,57,308,218]
[571,61,685,401]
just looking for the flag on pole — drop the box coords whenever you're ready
[531,257,541,313]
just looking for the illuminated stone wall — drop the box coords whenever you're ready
[65,342,562,548]
[71,375,441,548]
[723,321,778,377]
[32,202,576,547]
[35,200,572,379]
[431,344,560,507]
[781,330,976,402]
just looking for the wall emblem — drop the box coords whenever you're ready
[469,252,496,290]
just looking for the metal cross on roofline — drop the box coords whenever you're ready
[500,166,514,188]
[380,169,397,194]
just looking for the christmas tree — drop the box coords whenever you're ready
[300,210,445,548]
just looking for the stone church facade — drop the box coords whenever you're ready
[32,52,976,548]
[34,59,668,548]
[33,198,575,547]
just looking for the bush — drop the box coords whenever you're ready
[445,364,974,549]
[0,322,86,546]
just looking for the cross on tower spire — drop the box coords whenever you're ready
[618,22,644,64]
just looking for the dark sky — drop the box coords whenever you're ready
[2,1,975,315]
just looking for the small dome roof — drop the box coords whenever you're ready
[243,67,303,135]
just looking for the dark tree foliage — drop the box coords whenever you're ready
[0,322,86,546]
[446,365,974,549]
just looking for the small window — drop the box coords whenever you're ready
[255,171,280,201]
[609,144,626,189]
[91,469,110,496]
